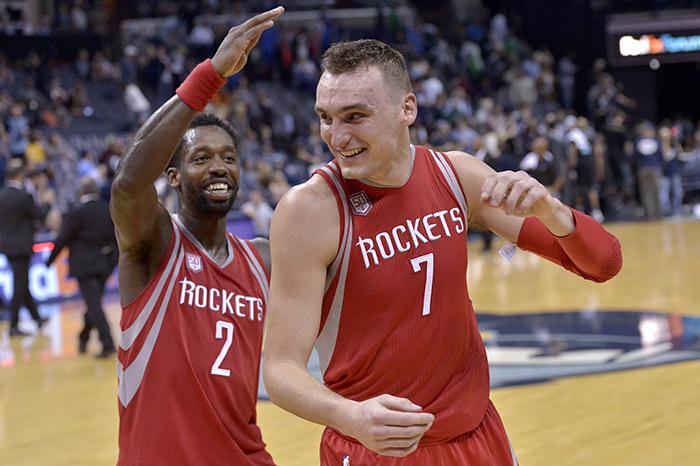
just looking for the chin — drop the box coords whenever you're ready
[195,197,236,218]
[202,204,233,218]
[336,162,369,180]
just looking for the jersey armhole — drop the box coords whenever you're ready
[311,168,346,272]
[439,150,470,219]
[121,219,178,311]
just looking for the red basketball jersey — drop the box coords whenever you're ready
[117,215,274,465]
[315,145,490,444]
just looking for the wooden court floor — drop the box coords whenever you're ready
[1,219,699,465]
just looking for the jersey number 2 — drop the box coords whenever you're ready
[411,253,434,316]
[211,320,234,377]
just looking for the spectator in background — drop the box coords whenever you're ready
[558,53,577,111]
[520,136,564,198]
[45,177,117,358]
[267,170,291,206]
[76,150,101,182]
[567,116,604,222]
[0,160,49,336]
[242,190,274,238]
[0,126,10,187]
[7,103,29,158]
[633,122,664,220]
[44,132,79,212]
[25,130,46,168]
[659,126,683,216]
[291,48,319,93]
[70,0,89,33]
[123,82,151,127]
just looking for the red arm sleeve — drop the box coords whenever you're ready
[516,208,622,283]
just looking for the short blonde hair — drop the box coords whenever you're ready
[321,39,413,98]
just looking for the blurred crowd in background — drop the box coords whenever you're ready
[2,0,700,239]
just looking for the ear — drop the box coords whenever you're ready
[166,166,181,188]
[401,93,418,126]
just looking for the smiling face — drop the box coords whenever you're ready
[167,125,240,218]
[314,66,417,184]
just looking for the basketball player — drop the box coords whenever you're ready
[110,7,284,465]
[263,40,622,465]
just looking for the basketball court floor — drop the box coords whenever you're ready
[1,219,699,465]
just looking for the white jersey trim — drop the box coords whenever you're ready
[236,237,269,304]
[120,223,181,350]
[315,164,353,376]
[118,245,185,407]
[429,149,469,224]
[173,214,235,268]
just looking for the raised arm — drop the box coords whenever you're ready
[263,179,434,458]
[109,7,284,303]
[447,151,622,282]
[111,7,285,255]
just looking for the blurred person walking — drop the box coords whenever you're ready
[659,127,683,217]
[520,136,565,198]
[633,123,664,220]
[45,177,118,357]
[0,159,49,336]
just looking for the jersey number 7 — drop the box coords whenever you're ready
[411,252,434,316]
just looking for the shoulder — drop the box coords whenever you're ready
[271,174,339,266]
[277,174,337,214]
[444,150,497,219]
[444,150,495,191]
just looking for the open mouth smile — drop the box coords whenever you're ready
[338,148,366,159]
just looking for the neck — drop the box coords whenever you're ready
[362,139,415,188]
[176,207,229,253]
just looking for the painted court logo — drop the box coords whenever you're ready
[477,310,700,387]
[186,253,203,273]
[349,191,372,216]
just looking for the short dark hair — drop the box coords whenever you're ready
[168,114,239,170]
[6,158,25,180]
[320,39,413,97]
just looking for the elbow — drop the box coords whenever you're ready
[262,357,282,404]
[586,237,623,283]
[110,174,142,200]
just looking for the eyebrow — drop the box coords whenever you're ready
[189,144,236,154]
[314,103,374,115]
[187,144,237,159]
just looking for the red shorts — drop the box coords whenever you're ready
[320,400,517,466]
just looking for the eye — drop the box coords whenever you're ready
[319,114,331,125]
[223,153,237,163]
[346,113,365,122]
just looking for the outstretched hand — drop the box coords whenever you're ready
[345,394,434,458]
[211,6,285,78]
[480,170,557,220]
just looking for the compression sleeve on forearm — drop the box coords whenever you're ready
[516,208,622,283]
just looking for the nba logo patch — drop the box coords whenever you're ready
[186,253,203,273]
[349,191,372,216]
[342,455,351,466]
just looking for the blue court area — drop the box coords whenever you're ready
[257,309,700,398]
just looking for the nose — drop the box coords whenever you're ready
[208,156,228,175]
[329,121,351,150]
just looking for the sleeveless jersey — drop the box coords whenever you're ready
[117,215,273,465]
[314,145,490,444]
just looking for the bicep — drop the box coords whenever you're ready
[110,182,169,252]
[446,151,525,243]
[265,186,338,369]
